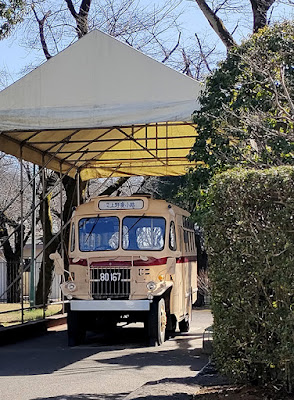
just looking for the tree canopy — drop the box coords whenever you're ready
[0,0,24,39]
[187,21,294,219]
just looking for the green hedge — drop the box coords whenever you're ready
[203,166,294,392]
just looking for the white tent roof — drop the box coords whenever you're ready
[0,30,202,179]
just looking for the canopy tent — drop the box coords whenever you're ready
[0,30,202,180]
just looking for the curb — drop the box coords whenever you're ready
[124,376,202,400]
[0,314,67,345]
[194,361,231,387]
[123,362,231,400]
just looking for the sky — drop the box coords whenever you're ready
[0,0,293,89]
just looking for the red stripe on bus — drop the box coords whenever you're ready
[89,257,168,267]
[176,256,197,263]
[90,260,131,267]
[69,258,88,266]
[70,255,197,268]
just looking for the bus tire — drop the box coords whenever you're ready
[165,314,177,339]
[148,298,167,346]
[179,295,192,333]
[179,317,190,333]
[67,309,86,346]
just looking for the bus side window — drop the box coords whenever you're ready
[70,223,75,252]
[169,221,177,251]
[183,229,189,253]
[190,231,195,253]
[192,232,197,253]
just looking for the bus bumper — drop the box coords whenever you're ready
[70,299,150,311]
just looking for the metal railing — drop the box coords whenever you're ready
[0,261,63,327]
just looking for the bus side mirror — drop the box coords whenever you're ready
[49,252,65,276]
[166,258,176,274]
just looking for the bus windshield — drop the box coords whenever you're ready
[122,217,165,251]
[79,217,119,251]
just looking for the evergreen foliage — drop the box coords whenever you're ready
[187,22,294,220]
[0,0,24,39]
[204,166,294,392]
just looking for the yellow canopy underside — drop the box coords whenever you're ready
[0,122,197,180]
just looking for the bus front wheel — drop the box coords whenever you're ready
[67,308,86,346]
[148,298,167,346]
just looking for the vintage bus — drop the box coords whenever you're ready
[53,195,198,346]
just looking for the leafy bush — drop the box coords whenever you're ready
[204,166,294,392]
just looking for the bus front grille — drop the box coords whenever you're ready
[90,267,131,299]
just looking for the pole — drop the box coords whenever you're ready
[76,170,80,206]
[42,161,46,318]
[60,167,65,313]
[29,164,36,307]
[20,149,24,323]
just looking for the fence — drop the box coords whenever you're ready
[0,261,63,327]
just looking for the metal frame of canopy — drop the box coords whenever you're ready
[0,28,201,330]
[0,121,197,180]
[0,120,197,328]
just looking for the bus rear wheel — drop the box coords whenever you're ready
[148,298,167,346]
[179,295,192,333]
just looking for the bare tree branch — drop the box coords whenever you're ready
[195,33,212,73]
[99,177,129,196]
[182,48,193,77]
[162,31,181,64]
[77,0,91,38]
[194,0,236,49]
[64,0,77,20]
[32,5,52,60]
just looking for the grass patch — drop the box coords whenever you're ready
[0,304,63,327]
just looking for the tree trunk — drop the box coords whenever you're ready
[0,217,22,303]
[6,258,21,303]
[35,174,86,305]
[35,191,58,306]
[249,0,275,33]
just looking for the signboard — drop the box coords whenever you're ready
[98,199,144,210]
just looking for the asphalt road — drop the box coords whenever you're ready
[0,309,212,400]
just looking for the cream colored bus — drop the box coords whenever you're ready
[54,195,198,346]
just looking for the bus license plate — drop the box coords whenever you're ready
[98,272,121,282]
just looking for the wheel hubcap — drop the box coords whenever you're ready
[160,305,167,333]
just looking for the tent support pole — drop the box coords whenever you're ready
[60,165,65,313]
[42,158,46,317]
[20,148,24,323]
[76,170,80,206]
[29,164,36,307]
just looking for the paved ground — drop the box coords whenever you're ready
[0,309,212,400]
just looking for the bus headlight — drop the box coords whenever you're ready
[66,282,76,292]
[146,281,156,291]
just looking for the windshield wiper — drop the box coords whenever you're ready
[122,214,145,241]
[85,215,100,243]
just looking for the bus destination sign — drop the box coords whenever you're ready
[98,199,144,210]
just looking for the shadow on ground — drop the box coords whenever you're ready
[32,394,189,400]
[0,324,205,377]
[32,394,128,400]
